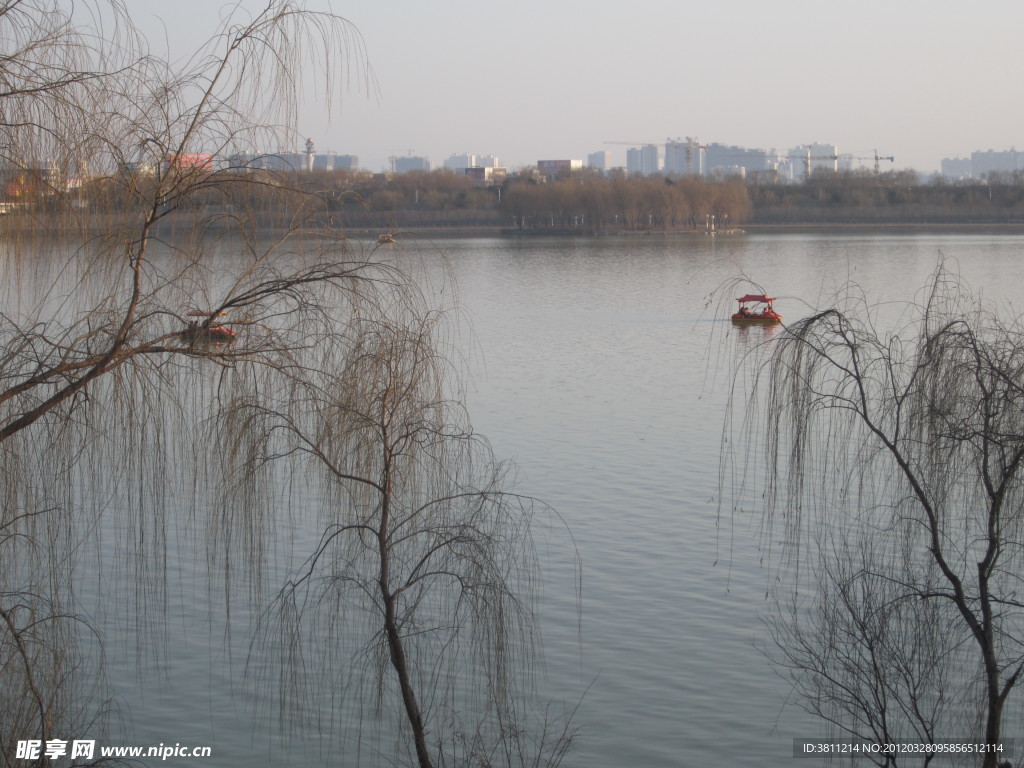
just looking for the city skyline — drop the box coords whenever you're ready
[227,140,1019,183]
[141,0,1024,175]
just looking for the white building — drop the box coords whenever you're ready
[444,153,501,172]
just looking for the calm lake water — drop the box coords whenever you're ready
[88,230,1024,766]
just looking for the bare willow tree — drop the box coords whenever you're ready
[1,4,577,767]
[0,0,386,763]
[726,267,1024,767]
[220,306,578,768]
[0,0,377,441]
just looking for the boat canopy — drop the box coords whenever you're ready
[736,294,775,303]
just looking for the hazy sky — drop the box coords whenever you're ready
[140,0,1024,173]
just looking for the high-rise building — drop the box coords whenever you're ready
[394,156,431,173]
[444,154,476,172]
[702,143,779,178]
[311,152,335,171]
[587,151,610,171]
[940,157,971,179]
[971,149,1023,177]
[664,138,703,176]
[626,145,660,176]
[444,154,501,172]
[260,152,306,171]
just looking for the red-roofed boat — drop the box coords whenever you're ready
[732,294,782,324]
[180,310,238,342]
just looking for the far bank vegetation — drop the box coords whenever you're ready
[60,168,752,233]
[236,167,1024,230]
[11,163,1024,234]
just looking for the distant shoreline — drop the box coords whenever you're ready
[9,219,1024,243]
[352,222,1024,239]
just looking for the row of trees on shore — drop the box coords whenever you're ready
[748,169,1024,224]
[237,168,1024,229]
[17,164,1024,235]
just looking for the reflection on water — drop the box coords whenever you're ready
[730,319,782,346]
[38,232,1024,765]
[435,232,1024,768]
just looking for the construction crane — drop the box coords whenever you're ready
[605,137,706,148]
[603,140,894,179]
[866,149,895,175]
[605,137,708,174]
[386,149,416,173]
[667,137,707,174]
[798,151,839,180]
[794,151,890,178]
[830,151,896,176]
[791,150,896,179]
[699,148,835,181]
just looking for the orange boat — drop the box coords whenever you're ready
[180,323,237,342]
[180,310,238,342]
[732,294,782,324]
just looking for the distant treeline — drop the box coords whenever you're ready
[19,167,1024,231]
[309,168,1024,229]
[747,169,1024,225]
[288,169,750,232]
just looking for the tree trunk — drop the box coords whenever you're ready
[378,444,434,768]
